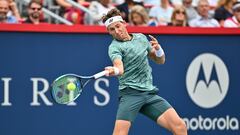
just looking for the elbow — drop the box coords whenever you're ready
[156,59,165,64]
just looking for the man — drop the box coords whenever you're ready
[24,0,44,24]
[189,0,220,27]
[224,2,240,28]
[102,8,187,135]
[0,0,17,23]
[183,0,198,22]
[84,0,114,25]
[148,0,174,26]
[116,0,143,22]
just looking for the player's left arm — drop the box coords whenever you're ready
[148,35,165,64]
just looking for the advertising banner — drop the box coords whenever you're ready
[0,31,239,135]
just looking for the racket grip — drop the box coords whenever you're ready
[93,70,109,79]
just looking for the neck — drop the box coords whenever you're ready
[174,20,185,26]
[122,34,132,41]
[201,14,209,19]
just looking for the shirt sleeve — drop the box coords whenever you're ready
[108,43,122,62]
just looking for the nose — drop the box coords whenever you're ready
[114,29,119,34]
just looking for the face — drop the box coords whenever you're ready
[131,12,144,26]
[0,0,9,21]
[175,10,186,21]
[183,0,192,7]
[107,21,129,41]
[28,3,42,19]
[234,8,240,22]
[198,1,210,17]
[161,0,169,4]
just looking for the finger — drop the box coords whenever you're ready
[152,44,160,50]
[150,41,158,45]
[104,69,110,76]
[105,66,112,70]
[148,35,157,41]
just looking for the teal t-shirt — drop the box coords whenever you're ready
[108,33,156,91]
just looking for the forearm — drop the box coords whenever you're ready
[105,59,124,76]
[56,0,72,8]
[9,2,21,20]
[154,54,165,64]
[148,46,165,64]
[12,10,21,20]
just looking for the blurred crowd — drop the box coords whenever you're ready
[0,0,239,27]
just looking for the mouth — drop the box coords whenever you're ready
[0,13,7,21]
[31,12,40,18]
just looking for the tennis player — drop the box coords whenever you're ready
[102,8,187,135]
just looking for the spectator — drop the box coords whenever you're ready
[192,0,219,9]
[0,0,17,23]
[171,0,183,7]
[55,0,85,24]
[24,0,45,24]
[128,5,149,26]
[7,0,21,21]
[148,0,174,26]
[113,0,124,5]
[183,0,198,22]
[116,0,143,22]
[84,0,114,25]
[214,0,236,26]
[168,6,189,26]
[189,0,220,27]
[224,1,240,27]
[143,0,160,6]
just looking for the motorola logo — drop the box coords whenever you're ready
[186,53,229,108]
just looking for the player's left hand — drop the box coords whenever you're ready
[148,35,161,50]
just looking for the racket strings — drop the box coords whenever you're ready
[52,76,82,104]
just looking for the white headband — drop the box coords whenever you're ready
[104,16,123,27]
[233,2,240,11]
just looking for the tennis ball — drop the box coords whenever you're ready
[67,82,76,91]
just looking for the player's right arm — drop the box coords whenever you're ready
[106,42,124,77]
[105,58,124,76]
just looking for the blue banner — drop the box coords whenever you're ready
[0,31,239,135]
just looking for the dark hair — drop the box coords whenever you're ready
[102,8,122,23]
[28,0,43,8]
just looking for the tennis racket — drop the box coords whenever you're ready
[51,70,108,104]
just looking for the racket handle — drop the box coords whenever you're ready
[93,70,109,79]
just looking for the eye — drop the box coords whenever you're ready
[109,27,115,32]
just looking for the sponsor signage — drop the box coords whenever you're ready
[0,31,239,135]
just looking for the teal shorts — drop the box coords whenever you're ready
[116,87,172,123]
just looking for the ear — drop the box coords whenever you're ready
[106,27,110,32]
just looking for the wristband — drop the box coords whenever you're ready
[155,47,164,57]
[113,67,120,76]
